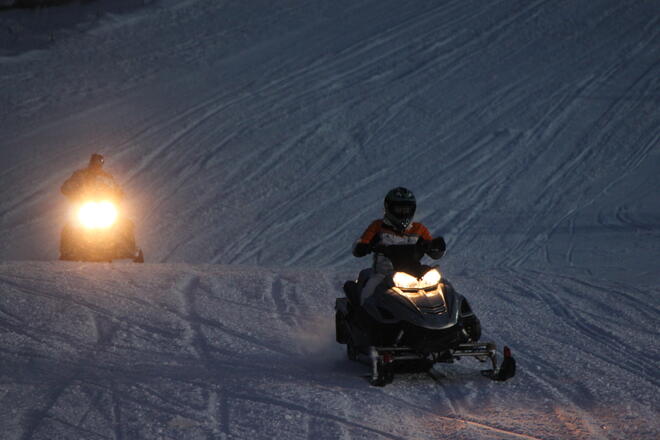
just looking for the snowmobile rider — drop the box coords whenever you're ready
[59,153,140,261]
[61,153,123,200]
[351,187,446,305]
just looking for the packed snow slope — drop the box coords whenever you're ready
[1,0,659,439]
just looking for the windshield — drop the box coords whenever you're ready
[377,243,427,275]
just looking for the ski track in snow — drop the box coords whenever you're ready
[1,0,660,439]
[0,263,657,439]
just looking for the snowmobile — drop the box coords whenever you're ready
[335,242,515,386]
[59,184,144,263]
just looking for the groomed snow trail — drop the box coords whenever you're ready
[1,262,656,440]
[1,0,659,439]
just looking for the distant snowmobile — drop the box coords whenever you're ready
[59,154,143,263]
[336,241,515,386]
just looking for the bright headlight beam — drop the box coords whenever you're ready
[78,201,118,229]
[393,272,418,289]
[393,269,442,289]
[421,269,441,286]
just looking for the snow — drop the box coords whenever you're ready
[1,0,659,438]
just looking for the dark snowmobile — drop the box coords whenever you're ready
[60,185,143,263]
[335,242,515,386]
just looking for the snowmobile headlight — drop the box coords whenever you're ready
[393,272,419,289]
[420,269,441,287]
[78,201,118,229]
[393,269,441,289]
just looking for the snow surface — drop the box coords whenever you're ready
[1,0,659,438]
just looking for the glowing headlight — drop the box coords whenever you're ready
[392,269,442,289]
[421,269,441,286]
[393,272,419,289]
[78,201,118,229]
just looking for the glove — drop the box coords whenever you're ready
[426,236,446,259]
[430,236,446,252]
[353,242,371,257]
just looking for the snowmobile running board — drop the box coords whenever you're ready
[365,342,515,385]
[372,341,498,368]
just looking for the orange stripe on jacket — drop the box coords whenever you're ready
[358,220,433,244]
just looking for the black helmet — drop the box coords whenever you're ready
[384,187,416,231]
[89,153,104,169]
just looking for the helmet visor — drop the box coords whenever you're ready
[390,203,415,220]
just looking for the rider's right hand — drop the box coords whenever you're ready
[353,242,372,257]
[429,236,446,253]
[371,243,388,254]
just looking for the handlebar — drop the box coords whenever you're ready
[371,236,445,258]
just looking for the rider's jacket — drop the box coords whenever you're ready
[61,168,122,200]
[352,219,435,272]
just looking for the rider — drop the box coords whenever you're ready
[61,153,123,200]
[59,153,138,261]
[351,187,446,304]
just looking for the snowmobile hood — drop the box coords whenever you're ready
[364,281,461,330]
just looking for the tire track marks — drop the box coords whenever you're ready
[507,270,659,387]
[174,274,214,368]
